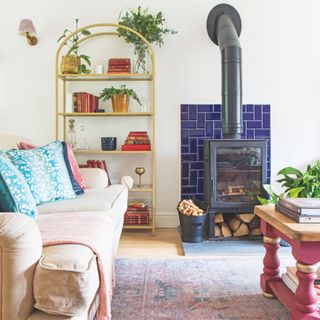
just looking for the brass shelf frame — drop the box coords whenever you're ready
[59,112,153,117]
[55,23,156,235]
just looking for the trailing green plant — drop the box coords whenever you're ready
[57,19,91,74]
[117,6,177,72]
[99,85,142,105]
[257,161,320,205]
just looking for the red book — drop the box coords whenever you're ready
[108,58,130,64]
[129,131,148,136]
[121,144,151,151]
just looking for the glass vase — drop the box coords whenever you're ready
[133,44,149,74]
[66,119,77,147]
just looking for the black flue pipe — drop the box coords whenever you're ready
[207,4,243,139]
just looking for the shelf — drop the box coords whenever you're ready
[59,112,153,117]
[58,73,152,81]
[74,149,152,155]
[123,224,153,230]
[130,185,153,192]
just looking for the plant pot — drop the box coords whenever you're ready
[60,55,80,74]
[111,94,129,113]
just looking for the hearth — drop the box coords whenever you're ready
[204,139,267,239]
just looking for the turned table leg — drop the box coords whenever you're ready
[261,236,281,299]
[292,262,319,320]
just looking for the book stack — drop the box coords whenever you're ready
[275,198,320,223]
[73,92,99,113]
[282,266,320,308]
[124,201,150,225]
[107,58,131,74]
[121,131,151,151]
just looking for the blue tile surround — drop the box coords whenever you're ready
[181,104,271,200]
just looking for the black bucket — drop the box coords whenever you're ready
[178,199,208,243]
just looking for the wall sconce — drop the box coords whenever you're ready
[18,19,38,46]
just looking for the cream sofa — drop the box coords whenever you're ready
[0,135,128,320]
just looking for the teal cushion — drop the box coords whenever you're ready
[1,141,76,205]
[0,156,37,219]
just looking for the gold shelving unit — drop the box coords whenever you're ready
[55,23,156,235]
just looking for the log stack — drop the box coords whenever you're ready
[214,213,261,238]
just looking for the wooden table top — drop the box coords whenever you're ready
[255,205,320,241]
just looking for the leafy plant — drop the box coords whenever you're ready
[57,19,91,74]
[99,85,142,105]
[117,6,177,72]
[257,161,320,205]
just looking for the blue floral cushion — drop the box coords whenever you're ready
[0,156,37,219]
[1,142,76,205]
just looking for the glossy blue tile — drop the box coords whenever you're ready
[191,162,203,170]
[198,113,205,128]
[181,146,189,153]
[263,105,270,113]
[247,105,254,112]
[182,186,197,194]
[198,146,204,161]
[198,178,204,193]
[182,163,189,177]
[181,113,188,120]
[182,178,189,186]
[189,105,196,120]
[243,113,254,120]
[214,104,221,112]
[182,121,196,129]
[190,129,205,137]
[190,171,197,185]
[206,122,213,137]
[181,105,188,113]
[214,129,222,139]
[254,105,262,120]
[198,105,212,112]
[247,121,262,129]
[214,121,222,129]
[263,114,270,128]
[247,129,254,139]
[255,129,270,137]
[190,139,197,153]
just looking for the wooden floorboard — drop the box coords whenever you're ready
[117,228,184,258]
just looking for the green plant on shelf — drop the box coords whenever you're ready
[57,19,91,74]
[117,6,177,73]
[99,84,142,105]
[257,161,320,205]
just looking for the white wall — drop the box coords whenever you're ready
[1,0,320,226]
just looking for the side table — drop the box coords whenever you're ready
[255,205,320,320]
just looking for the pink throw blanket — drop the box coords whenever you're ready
[38,212,117,320]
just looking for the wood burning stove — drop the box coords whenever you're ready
[204,139,267,239]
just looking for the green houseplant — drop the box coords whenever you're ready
[257,161,320,205]
[118,6,177,73]
[58,19,91,74]
[99,85,142,113]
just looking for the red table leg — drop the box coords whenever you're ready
[261,235,281,298]
[291,262,319,320]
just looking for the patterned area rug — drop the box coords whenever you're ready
[112,258,292,320]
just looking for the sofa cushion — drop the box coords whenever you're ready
[33,244,99,317]
[0,156,37,219]
[38,184,127,222]
[1,142,76,205]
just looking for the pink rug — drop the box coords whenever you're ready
[112,258,292,320]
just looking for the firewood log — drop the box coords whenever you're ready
[214,224,222,237]
[215,213,224,224]
[249,227,262,236]
[220,222,232,238]
[249,215,260,229]
[233,222,250,237]
[237,213,255,224]
[227,217,242,232]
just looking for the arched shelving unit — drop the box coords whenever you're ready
[55,23,156,235]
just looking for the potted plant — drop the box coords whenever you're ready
[118,6,177,73]
[58,19,91,74]
[257,161,320,205]
[99,84,142,113]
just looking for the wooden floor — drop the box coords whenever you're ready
[117,228,184,258]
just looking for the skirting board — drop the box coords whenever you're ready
[156,211,179,228]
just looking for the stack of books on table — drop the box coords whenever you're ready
[107,58,131,74]
[121,131,151,151]
[282,265,320,308]
[275,198,320,223]
[73,92,99,113]
[124,202,150,225]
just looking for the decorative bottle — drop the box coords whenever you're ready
[74,121,90,150]
[66,119,77,147]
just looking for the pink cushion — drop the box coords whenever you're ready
[18,142,86,190]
